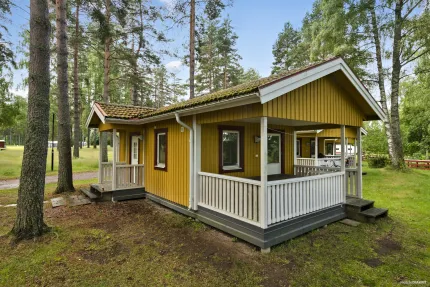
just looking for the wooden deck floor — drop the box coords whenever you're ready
[91,183,144,193]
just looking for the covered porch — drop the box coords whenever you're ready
[93,125,145,201]
[194,116,363,230]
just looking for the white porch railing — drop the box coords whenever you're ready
[294,165,340,176]
[294,165,360,198]
[100,162,144,190]
[297,157,355,168]
[116,164,145,189]
[101,162,113,184]
[198,172,261,226]
[267,172,345,225]
[297,158,316,166]
[346,168,360,198]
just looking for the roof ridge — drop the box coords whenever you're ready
[96,102,157,110]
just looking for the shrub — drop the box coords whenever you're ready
[368,156,389,168]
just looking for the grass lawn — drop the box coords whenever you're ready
[0,146,112,180]
[0,165,429,286]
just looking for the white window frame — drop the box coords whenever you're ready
[156,132,166,168]
[222,130,241,170]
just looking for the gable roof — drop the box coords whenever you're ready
[86,102,155,127]
[86,57,385,128]
[138,58,339,118]
[96,102,155,119]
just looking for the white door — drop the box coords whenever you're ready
[131,136,139,165]
[267,133,282,175]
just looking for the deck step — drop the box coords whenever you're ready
[80,187,100,200]
[359,208,388,223]
[345,198,374,213]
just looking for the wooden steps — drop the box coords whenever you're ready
[80,184,145,202]
[345,197,388,223]
[80,187,101,200]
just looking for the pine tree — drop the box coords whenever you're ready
[272,22,307,74]
[12,0,51,240]
[216,17,242,89]
[55,0,74,193]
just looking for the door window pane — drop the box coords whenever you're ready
[222,131,239,167]
[268,135,280,164]
[133,141,138,160]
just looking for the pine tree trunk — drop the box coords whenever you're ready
[12,0,51,240]
[87,128,90,148]
[101,0,111,162]
[389,0,406,170]
[189,0,195,99]
[370,0,394,159]
[73,0,80,158]
[55,0,74,193]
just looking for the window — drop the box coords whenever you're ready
[310,139,316,157]
[218,126,244,173]
[154,128,167,170]
[296,139,301,157]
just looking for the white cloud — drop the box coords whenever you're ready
[165,60,182,71]
[10,88,28,98]
[159,0,176,11]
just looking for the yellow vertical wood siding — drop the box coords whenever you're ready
[196,103,262,124]
[201,122,294,177]
[119,131,127,162]
[263,76,364,127]
[144,118,190,207]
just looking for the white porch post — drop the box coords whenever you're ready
[340,125,346,200]
[293,130,297,175]
[260,117,268,228]
[112,129,117,190]
[193,115,201,211]
[98,131,102,184]
[356,127,363,198]
[314,135,318,166]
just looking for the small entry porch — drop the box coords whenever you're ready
[84,127,146,201]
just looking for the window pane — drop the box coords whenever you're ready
[133,142,138,159]
[158,133,166,164]
[222,131,238,166]
[268,135,280,163]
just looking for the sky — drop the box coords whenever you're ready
[7,0,316,97]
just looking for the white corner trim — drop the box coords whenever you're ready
[258,58,385,121]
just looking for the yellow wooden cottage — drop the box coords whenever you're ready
[86,57,387,251]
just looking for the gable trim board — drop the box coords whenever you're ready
[258,58,384,121]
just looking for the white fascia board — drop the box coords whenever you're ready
[258,58,385,121]
[360,127,368,135]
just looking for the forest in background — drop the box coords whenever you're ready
[1,0,430,161]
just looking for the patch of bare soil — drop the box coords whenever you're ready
[363,258,383,268]
[376,236,401,256]
[44,199,292,286]
[78,242,130,264]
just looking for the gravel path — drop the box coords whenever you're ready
[0,171,98,190]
